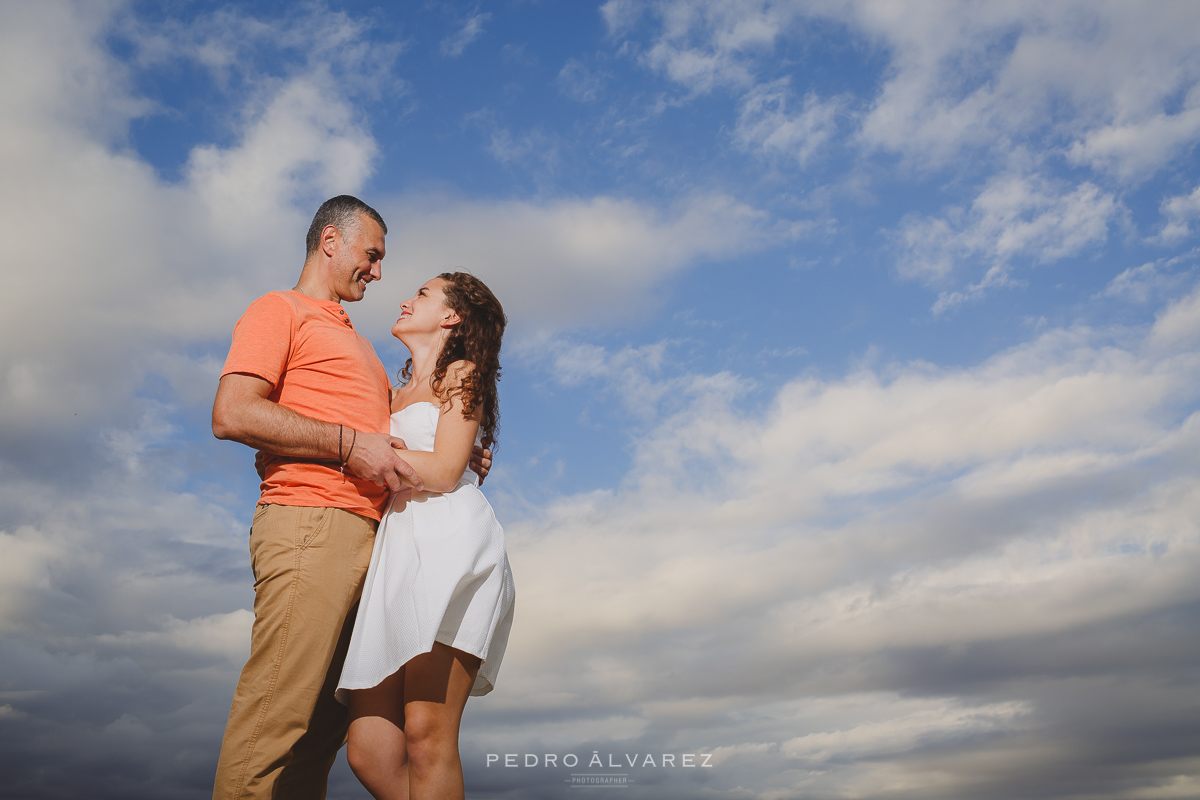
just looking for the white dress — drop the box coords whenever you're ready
[336,402,515,699]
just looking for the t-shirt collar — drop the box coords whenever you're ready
[290,289,355,328]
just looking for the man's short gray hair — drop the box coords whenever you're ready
[305,195,387,257]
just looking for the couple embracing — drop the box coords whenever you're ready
[210,195,515,800]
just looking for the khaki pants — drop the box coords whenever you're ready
[213,504,377,800]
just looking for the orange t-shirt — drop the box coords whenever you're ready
[221,290,392,520]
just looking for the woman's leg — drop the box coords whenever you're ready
[402,644,481,800]
[346,668,410,800]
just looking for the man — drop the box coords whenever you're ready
[211,196,488,799]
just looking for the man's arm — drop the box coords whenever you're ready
[213,373,422,492]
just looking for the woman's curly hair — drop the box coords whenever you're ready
[401,272,506,449]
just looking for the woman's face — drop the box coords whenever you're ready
[392,277,457,340]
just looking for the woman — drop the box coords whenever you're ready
[336,272,515,800]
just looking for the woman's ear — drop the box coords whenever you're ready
[441,311,461,328]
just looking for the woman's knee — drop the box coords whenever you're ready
[347,726,406,780]
[346,735,381,779]
[404,710,457,764]
[345,737,369,778]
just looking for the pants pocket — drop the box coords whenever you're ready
[297,506,333,550]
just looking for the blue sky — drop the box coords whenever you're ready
[3,1,1200,798]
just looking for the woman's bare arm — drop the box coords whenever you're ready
[396,362,484,493]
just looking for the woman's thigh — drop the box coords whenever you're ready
[403,644,481,736]
[347,667,407,748]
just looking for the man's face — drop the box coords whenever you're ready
[329,214,386,302]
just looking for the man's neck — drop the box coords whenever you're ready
[293,263,341,303]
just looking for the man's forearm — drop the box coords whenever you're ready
[213,374,420,491]
[214,393,342,460]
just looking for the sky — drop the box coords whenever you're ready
[2,0,1200,798]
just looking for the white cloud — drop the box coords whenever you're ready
[0,7,395,788]
[94,610,252,665]
[0,526,61,635]
[0,7,822,790]
[120,4,406,100]
[1157,184,1200,244]
[541,339,668,396]
[511,294,1200,654]
[600,0,646,37]
[366,192,790,331]
[1102,253,1196,303]
[1148,283,1200,350]
[0,2,387,462]
[483,286,1200,795]
[485,124,561,170]
[639,0,791,94]
[734,79,842,166]
[514,337,736,427]
[620,1,1200,178]
[557,58,607,102]
[894,172,1120,309]
[603,0,1200,319]
[1067,99,1200,182]
[185,73,378,242]
[780,697,1031,762]
[4,3,1200,798]
[441,12,490,58]
[846,0,1200,176]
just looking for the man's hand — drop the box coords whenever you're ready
[348,431,423,492]
[469,445,492,485]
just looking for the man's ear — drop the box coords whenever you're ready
[320,224,340,257]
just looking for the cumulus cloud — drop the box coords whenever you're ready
[185,74,378,241]
[0,1,395,488]
[0,5,805,795]
[0,448,255,797]
[0,4,391,794]
[5,3,1200,799]
[479,284,1200,798]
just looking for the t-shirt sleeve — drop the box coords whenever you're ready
[220,293,295,388]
